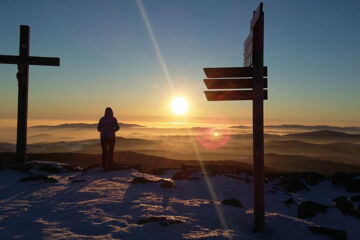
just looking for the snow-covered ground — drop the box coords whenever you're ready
[0,162,359,240]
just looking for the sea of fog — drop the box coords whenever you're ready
[1,123,360,169]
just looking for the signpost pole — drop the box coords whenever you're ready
[201,2,266,233]
[251,5,265,232]
[16,26,30,164]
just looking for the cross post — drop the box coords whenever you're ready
[0,25,60,164]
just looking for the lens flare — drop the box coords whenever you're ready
[195,127,231,149]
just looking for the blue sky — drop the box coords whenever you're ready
[0,0,359,125]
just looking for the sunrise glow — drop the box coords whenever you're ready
[171,97,189,115]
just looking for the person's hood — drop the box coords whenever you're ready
[104,107,113,119]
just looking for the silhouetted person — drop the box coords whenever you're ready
[97,107,120,170]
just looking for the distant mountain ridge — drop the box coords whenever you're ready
[266,124,360,132]
[231,124,360,132]
[284,130,360,139]
[30,123,144,129]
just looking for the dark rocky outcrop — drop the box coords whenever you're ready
[346,179,360,193]
[225,174,250,183]
[333,196,354,215]
[159,179,174,188]
[221,198,243,208]
[301,172,326,186]
[131,177,151,184]
[38,164,62,173]
[277,172,326,193]
[284,197,295,205]
[81,164,101,173]
[277,175,309,193]
[70,179,87,183]
[297,201,329,219]
[20,174,57,183]
[332,173,360,192]
[171,171,200,180]
[131,177,174,188]
[137,216,184,226]
[10,163,33,174]
[350,195,360,202]
[308,226,347,240]
[332,195,360,219]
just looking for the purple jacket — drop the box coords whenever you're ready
[97,107,120,138]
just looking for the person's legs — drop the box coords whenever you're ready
[108,137,115,168]
[100,138,108,170]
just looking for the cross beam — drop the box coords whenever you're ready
[0,25,60,164]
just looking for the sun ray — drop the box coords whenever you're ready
[136,1,230,235]
[136,0,175,94]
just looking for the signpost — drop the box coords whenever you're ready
[202,3,267,232]
[0,25,60,164]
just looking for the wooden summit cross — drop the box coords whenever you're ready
[0,25,60,164]
[202,3,267,232]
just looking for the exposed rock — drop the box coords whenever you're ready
[302,172,325,186]
[308,226,347,240]
[82,164,101,173]
[71,179,87,183]
[10,163,33,173]
[172,171,189,180]
[346,179,360,193]
[131,176,175,188]
[350,209,360,219]
[131,177,151,184]
[137,216,184,226]
[333,196,354,215]
[63,164,82,172]
[160,179,174,188]
[277,173,310,193]
[332,173,360,193]
[171,171,200,180]
[278,172,325,192]
[137,216,166,225]
[226,174,250,183]
[38,164,62,173]
[284,179,309,193]
[332,172,354,186]
[221,198,243,208]
[297,201,329,219]
[284,197,295,205]
[20,174,57,183]
[350,195,360,202]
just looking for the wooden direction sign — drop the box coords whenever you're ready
[244,3,264,67]
[251,3,263,29]
[204,90,267,101]
[204,66,267,78]
[201,2,266,233]
[204,78,267,90]
[203,66,268,101]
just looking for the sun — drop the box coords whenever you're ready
[171,97,189,115]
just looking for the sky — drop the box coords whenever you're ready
[0,0,359,127]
